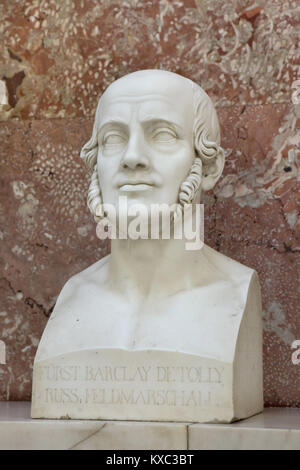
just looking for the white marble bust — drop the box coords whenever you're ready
[32,70,263,422]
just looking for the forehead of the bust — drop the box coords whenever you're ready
[100,70,194,103]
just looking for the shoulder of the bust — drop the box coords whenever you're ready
[203,244,257,286]
[202,246,261,315]
[63,254,110,288]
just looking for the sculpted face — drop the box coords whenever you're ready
[96,72,195,213]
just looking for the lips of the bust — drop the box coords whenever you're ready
[115,178,158,192]
[118,183,155,192]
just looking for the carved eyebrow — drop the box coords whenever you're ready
[97,120,128,135]
[97,118,184,137]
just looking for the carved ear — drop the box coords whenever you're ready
[201,149,225,192]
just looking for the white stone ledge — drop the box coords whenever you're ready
[0,402,299,450]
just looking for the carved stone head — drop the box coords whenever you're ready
[81,70,224,221]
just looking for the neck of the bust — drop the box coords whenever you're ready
[108,205,209,301]
[110,237,191,300]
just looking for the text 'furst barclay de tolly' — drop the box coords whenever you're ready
[36,364,223,383]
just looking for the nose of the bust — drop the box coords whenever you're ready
[120,133,150,171]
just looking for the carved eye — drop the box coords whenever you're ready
[152,128,177,143]
[103,133,126,145]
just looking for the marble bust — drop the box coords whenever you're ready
[31,70,263,422]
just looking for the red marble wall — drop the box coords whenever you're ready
[0,0,299,406]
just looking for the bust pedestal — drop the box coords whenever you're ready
[31,248,263,423]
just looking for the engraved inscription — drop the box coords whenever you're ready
[37,364,223,384]
[34,362,225,408]
[43,387,212,406]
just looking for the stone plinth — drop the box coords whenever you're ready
[0,402,299,450]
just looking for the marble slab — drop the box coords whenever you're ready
[0,402,299,450]
[0,402,187,450]
[189,408,300,450]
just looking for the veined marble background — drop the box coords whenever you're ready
[0,0,299,406]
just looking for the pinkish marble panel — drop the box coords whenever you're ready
[0,0,299,407]
[0,0,299,120]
